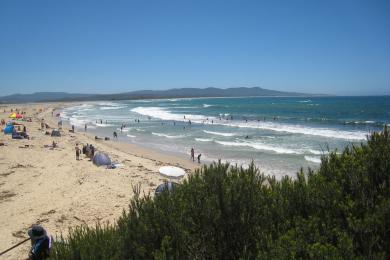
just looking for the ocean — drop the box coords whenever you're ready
[60,96,390,178]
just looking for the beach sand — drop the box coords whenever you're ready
[0,102,198,259]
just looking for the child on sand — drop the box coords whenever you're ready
[28,225,52,259]
[197,154,202,163]
[75,144,80,160]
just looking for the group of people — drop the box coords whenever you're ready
[190,147,201,163]
[75,143,95,160]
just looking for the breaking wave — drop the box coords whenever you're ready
[203,130,236,137]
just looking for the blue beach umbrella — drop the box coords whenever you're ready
[92,152,111,166]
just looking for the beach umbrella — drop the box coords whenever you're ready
[158,166,186,178]
[16,114,23,119]
[9,113,16,119]
[155,181,180,196]
[92,152,111,166]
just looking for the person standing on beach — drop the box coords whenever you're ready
[197,154,202,163]
[75,144,80,160]
[191,148,195,162]
[84,124,87,132]
[113,131,118,139]
[89,144,95,160]
[72,125,75,132]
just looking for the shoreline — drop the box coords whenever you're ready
[0,102,199,259]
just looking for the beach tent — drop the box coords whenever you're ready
[51,129,61,137]
[158,166,186,178]
[3,125,14,134]
[92,152,111,166]
[9,113,16,119]
[16,114,23,119]
[155,182,180,196]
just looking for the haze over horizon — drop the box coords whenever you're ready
[0,0,389,96]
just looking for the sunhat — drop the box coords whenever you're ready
[28,225,47,240]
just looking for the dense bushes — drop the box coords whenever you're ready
[52,128,390,259]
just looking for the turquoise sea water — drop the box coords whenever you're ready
[61,96,390,178]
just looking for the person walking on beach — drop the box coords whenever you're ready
[84,124,87,132]
[197,154,202,163]
[75,144,80,160]
[113,131,118,139]
[89,144,95,160]
[72,125,75,132]
[190,148,195,162]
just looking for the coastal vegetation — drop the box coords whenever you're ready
[52,128,390,259]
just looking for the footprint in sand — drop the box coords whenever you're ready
[0,190,16,202]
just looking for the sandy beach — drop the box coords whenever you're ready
[0,102,198,259]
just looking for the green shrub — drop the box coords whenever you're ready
[52,128,390,259]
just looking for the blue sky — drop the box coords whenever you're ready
[0,0,389,96]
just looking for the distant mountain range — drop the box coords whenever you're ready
[0,87,320,104]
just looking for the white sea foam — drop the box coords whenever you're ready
[131,107,209,121]
[116,128,129,132]
[195,138,213,142]
[74,104,94,109]
[215,140,302,155]
[203,130,236,137]
[127,134,136,138]
[95,123,115,127]
[298,100,312,103]
[203,104,214,107]
[100,106,127,110]
[130,106,367,141]
[69,117,96,129]
[98,102,123,107]
[152,132,185,139]
[221,121,367,141]
[69,117,87,127]
[304,156,321,163]
[307,149,329,155]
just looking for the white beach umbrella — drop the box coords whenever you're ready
[158,166,186,178]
